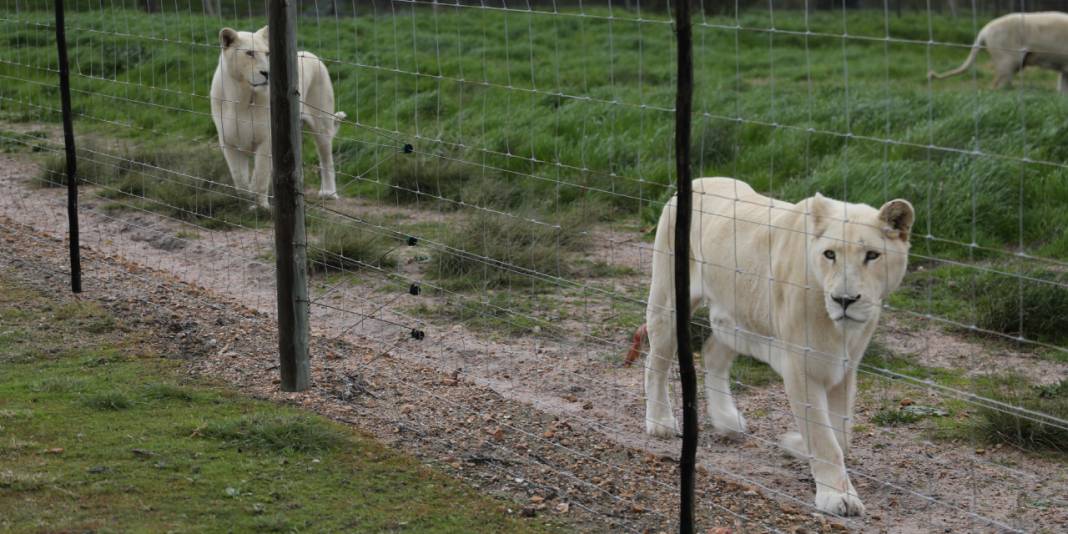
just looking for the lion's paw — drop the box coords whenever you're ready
[645,415,679,438]
[815,488,865,517]
[318,190,339,200]
[709,411,747,437]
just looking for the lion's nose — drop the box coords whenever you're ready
[259,70,269,79]
[833,294,861,310]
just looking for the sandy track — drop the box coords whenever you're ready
[1,148,1065,532]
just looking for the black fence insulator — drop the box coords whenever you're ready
[410,329,425,341]
[403,143,414,154]
[409,284,421,296]
[407,236,418,246]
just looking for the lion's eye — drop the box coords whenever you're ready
[823,250,836,261]
[245,51,255,57]
[865,251,881,262]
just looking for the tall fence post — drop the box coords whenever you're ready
[53,0,81,294]
[673,0,697,531]
[268,0,311,392]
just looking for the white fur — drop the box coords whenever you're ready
[643,178,913,517]
[210,26,346,209]
[929,12,1068,92]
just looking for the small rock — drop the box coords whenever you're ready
[530,495,545,504]
[400,404,414,415]
[45,448,64,455]
[562,394,578,402]
[554,502,569,513]
[543,430,555,439]
[491,427,504,441]
[899,398,914,407]
[520,506,537,517]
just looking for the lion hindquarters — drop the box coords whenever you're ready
[297,54,343,200]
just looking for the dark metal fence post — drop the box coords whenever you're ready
[268,0,311,391]
[673,0,697,531]
[53,0,81,294]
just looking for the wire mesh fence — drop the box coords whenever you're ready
[1,0,1066,531]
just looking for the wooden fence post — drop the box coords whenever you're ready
[268,0,311,392]
[53,0,82,294]
[674,0,697,531]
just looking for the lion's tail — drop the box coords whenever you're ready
[624,323,647,367]
[928,31,985,81]
[330,111,347,135]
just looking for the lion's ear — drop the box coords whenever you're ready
[255,25,269,41]
[807,192,831,237]
[220,28,238,49]
[879,199,914,241]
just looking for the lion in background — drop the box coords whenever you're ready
[210,26,346,209]
[929,12,1068,92]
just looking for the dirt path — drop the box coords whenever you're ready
[1,148,1065,532]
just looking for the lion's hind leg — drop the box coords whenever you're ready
[643,297,679,438]
[701,335,746,436]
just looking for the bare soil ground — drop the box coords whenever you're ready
[2,147,1066,533]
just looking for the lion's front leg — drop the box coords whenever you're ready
[782,363,865,517]
[827,368,858,457]
[249,143,272,210]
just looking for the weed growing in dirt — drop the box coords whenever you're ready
[871,407,924,427]
[411,292,563,338]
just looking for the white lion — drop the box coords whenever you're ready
[638,178,913,516]
[210,26,346,209]
[928,12,1068,91]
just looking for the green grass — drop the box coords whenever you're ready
[0,273,556,533]
[5,7,1068,260]
[891,262,1068,346]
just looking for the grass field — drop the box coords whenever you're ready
[3,7,1068,259]
[3,10,1068,353]
[0,271,556,532]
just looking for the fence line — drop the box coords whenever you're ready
[1,0,1066,531]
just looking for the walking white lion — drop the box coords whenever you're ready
[637,178,913,516]
[929,12,1068,92]
[210,26,346,209]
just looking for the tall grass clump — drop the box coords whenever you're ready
[973,377,1068,453]
[428,206,596,290]
[305,217,398,274]
[38,141,270,229]
[196,414,346,454]
[973,269,1068,346]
